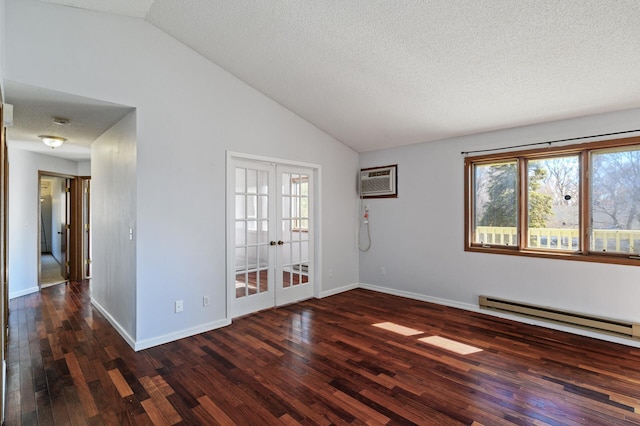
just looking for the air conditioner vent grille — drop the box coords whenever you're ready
[362,177,391,193]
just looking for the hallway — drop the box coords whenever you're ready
[39,254,66,288]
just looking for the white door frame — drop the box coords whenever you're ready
[226,151,322,320]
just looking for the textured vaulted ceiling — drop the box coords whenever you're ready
[40,0,153,18]
[27,1,640,154]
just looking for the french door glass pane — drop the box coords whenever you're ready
[235,168,245,193]
[247,246,257,269]
[247,196,257,218]
[247,169,257,193]
[257,269,268,293]
[473,161,518,246]
[282,196,291,219]
[258,170,269,194]
[258,221,268,244]
[591,146,640,254]
[281,219,292,242]
[235,221,246,245]
[527,156,579,251]
[235,247,246,270]
[235,195,245,219]
[259,196,268,219]
[248,271,258,295]
[235,273,247,298]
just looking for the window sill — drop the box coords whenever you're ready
[465,245,640,266]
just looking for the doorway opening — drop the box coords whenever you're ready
[227,153,320,319]
[39,175,67,287]
[38,172,90,288]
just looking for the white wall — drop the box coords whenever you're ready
[360,107,640,344]
[5,1,360,349]
[7,148,77,298]
[40,195,51,253]
[77,160,90,176]
[0,0,5,101]
[49,176,64,262]
[91,110,136,343]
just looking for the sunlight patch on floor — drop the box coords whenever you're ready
[419,336,482,355]
[372,322,423,336]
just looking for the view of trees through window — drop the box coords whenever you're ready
[469,141,640,260]
[527,156,579,250]
[474,161,517,245]
[591,148,640,253]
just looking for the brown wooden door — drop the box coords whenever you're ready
[1,97,9,423]
[60,178,71,279]
[82,179,91,278]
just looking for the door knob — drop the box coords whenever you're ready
[277,240,284,245]
[270,241,276,246]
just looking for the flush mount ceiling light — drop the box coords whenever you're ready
[39,135,67,148]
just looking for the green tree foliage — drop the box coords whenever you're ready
[527,166,553,228]
[479,163,517,227]
[479,163,552,228]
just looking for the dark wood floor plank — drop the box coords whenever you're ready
[7,282,640,425]
[35,388,55,424]
[5,390,21,425]
[50,396,72,425]
[138,375,182,424]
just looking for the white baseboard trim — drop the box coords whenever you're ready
[358,283,640,349]
[133,318,231,351]
[9,286,39,299]
[92,297,232,351]
[359,283,476,311]
[91,297,137,349]
[319,282,359,298]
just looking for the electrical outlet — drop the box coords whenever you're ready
[380,267,386,276]
[203,296,210,307]
[175,300,183,313]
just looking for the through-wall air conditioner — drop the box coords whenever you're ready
[359,165,397,198]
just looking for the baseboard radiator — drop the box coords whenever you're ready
[479,295,640,339]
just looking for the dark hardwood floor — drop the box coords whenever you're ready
[6,281,640,425]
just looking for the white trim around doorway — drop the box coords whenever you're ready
[225,151,322,322]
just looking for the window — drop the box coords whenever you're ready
[526,155,580,251]
[473,161,518,246]
[465,136,640,265]
[591,147,640,254]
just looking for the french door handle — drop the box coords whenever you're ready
[277,240,284,245]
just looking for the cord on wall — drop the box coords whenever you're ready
[358,201,371,252]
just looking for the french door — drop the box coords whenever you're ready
[229,158,314,318]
